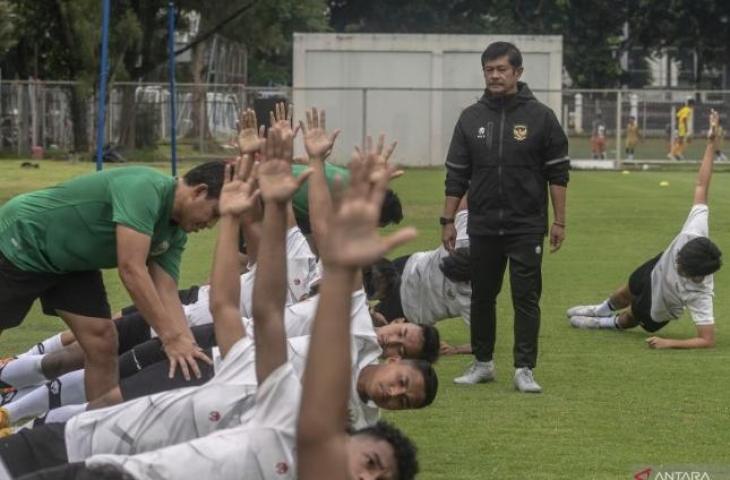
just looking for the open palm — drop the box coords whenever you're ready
[219,157,259,216]
[237,108,265,154]
[258,128,312,204]
[300,107,341,159]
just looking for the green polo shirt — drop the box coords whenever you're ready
[0,167,186,281]
[291,162,350,219]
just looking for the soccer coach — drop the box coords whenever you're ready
[441,42,569,393]
[0,163,225,400]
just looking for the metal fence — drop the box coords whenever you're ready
[1,80,728,167]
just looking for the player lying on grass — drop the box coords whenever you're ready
[366,195,472,355]
[11,124,421,480]
[567,110,722,349]
[297,119,420,480]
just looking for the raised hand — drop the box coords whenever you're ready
[236,108,265,155]
[218,155,260,217]
[258,127,312,204]
[299,107,341,160]
[708,109,720,142]
[319,149,416,268]
[269,102,299,138]
[356,134,404,180]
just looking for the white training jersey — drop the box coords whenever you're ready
[86,361,300,480]
[213,288,378,371]
[65,337,258,461]
[400,210,471,326]
[650,204,714,325]
[286,334,382,430]
[182,226,318,328]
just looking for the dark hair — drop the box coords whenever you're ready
[404,359,438,408]
[418,325,440,363]
[439,247,471,283]
[380,189,404,226]
[481,41,522,69]
[677,237,722,277]
[363,258,399,300]
[182,160,227,199]
[353,421,419,480]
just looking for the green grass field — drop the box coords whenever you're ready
[2,160,730,479]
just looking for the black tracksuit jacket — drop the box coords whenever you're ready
[444,82,570,236]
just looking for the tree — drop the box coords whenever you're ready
[0,1,17,55]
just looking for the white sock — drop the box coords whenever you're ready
[597,315,619,329]
[44,403,88,423]
[4,369,86,425]
[0,355,47,389]
[17,333,65,358]
[594,300,615,317]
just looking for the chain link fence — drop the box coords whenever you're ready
[1,80,728,167]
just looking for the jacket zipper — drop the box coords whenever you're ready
[497,106,505,235]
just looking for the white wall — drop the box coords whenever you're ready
[293,33,563,166]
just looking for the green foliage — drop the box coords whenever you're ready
[0,1,17,55]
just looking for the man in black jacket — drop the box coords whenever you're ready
[441,42,569,393]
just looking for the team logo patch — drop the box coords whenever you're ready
[513,124,528,141]
[293,278,301,285]
[150,241,170,257]
[275,462,289,475]
[208,411,221,422]
[477,126,486,139]
[535,245,542,255]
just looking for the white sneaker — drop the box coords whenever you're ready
[569,315,602,329]
[453,360,495,384]
[566,304,603,318]
[514,367,542,393]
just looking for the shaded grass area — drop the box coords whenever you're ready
[2,161,730,479]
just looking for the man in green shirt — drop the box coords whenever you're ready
[0,162,226,400]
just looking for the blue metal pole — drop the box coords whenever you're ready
[168,1,177,176]
[95,0,111,171]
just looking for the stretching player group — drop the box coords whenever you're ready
[0,43,724,480]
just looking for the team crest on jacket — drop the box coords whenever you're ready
[513,124,528,141]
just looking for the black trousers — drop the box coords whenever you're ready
[469,234,544,368]
[0,423,67,478]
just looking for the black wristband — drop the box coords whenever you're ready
[439,216,455,226]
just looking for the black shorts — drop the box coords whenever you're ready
[119,285,200,316]
[628,252,668,333]
[0,422,67,478]
[118,323,216,379]
[119,347,215,401]
[373,255,410,322]
[114,312,152,355]
[0,252,111,330]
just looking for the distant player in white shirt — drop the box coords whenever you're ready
[296,123,421,480]
[566,110,723,349]
[366,196,472,354]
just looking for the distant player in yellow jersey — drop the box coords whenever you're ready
[625,116,641,160]
[669,98,695,160]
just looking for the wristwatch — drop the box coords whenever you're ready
[439,216,455,226]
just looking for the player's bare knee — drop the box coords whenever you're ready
[80,321,118,357]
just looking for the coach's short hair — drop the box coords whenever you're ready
[481,42,523,69]
[677,237,722,277]
[183,160,227,199]
[353,421,419,480]
[418,324,441,364]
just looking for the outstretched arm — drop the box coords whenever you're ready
[646,324,715,349]
[297,150,417,480]
[209,156,260,359]
[693,109,720,206]
[252,126,312,385]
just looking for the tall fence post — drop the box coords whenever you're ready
[615,90,622,168]
[95,0,111,171]
[168,1,178,176]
